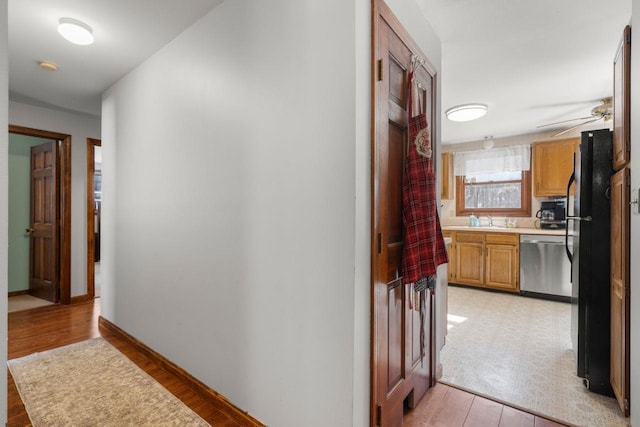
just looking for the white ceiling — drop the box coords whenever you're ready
[8,1,633,144]
[418,0,632,144]
[8,0,223,117]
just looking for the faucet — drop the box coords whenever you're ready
[487,215,493,227]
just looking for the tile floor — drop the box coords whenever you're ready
[440,286,629,427]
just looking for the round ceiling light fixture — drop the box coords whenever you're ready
[38,60,59,71]
[445,103,488,122]
[57,18,94,45]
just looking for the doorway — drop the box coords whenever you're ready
[8,125,72,306]
[86,138,102,298]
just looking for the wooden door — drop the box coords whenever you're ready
[29,141,59,302]
[372,1,436,425]
[610,167,630,415]
[613,26,631,171]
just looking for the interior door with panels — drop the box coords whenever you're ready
[371,1,437,425]
[29,141,59,302]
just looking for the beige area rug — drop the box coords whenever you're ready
[8,337,210,427]
[441,286,629,427]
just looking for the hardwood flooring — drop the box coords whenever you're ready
[7,299,568,427]
[403,383,569,426]
[7,299,256,427]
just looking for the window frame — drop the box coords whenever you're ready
[455,170,532,217]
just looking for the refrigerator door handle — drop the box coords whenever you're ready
[565,169,575,263]
[566,215,593,222]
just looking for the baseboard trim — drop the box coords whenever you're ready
[70,294,93,304]
[8,290,29,297]
[98,316,263,427]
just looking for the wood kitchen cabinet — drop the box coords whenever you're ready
[442,230,456,283]
[532,138,579,196]
[613,26,631,171]
[485,233,519,291]
[448,230,519,292]
[441,152,453,200]
[455,232,485,286]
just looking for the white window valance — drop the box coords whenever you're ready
[454,145,530,176]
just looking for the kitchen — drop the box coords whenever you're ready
[434,124,629,426]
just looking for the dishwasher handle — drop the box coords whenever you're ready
[521,239,566,245]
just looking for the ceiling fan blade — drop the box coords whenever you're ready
[552,117,600,137]
[537,116,594,128]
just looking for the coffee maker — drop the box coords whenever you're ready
[536,200,566,229]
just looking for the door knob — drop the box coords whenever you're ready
[25,228,34,234]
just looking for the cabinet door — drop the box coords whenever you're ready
[442,231,456,283]
[613,26,631,171]
[610,167,630,415]
[441,153,453,200]
[532,138,579,196]
[485,244,519,291]
[455,242,484,285]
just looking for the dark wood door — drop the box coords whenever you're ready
[612,26,630,171]
[372,1,436,425]
[610,167,630,415]
[29,141,59,302]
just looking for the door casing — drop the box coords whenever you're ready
[10,125,72,304]
[86,138,101,299]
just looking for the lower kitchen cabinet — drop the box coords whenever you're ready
[445,230,519,292]
[455,232,485,286]
[485,234,519,291]
[443,231,456,283]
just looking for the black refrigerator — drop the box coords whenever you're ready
[565,129,614,396]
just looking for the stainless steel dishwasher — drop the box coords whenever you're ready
[520,234,572,300]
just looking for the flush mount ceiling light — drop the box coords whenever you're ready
[57,18,94,45]
[445,103,488,122]
[38,60,58,71]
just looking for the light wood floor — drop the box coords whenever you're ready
[7,300,568,427]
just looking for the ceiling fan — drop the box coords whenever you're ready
[537,97,612,137]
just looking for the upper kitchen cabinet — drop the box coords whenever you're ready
[532,138,579,197]
[613,25,631,171]
[441,152,453,200]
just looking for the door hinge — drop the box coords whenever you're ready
[378,59,384,81]
[376,404,382,426]
[625,399,630,410]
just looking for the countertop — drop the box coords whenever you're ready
[442,225,566,236]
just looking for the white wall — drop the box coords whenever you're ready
[102,1,356,425]
[8,101,101,297]
[353,0,372,425]
[102,1,442,425]
[629,2,639,426]
[0,0,8,423]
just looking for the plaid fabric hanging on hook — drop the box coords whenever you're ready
[401,59,448,292]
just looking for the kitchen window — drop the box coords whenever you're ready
[454,145,532,217]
